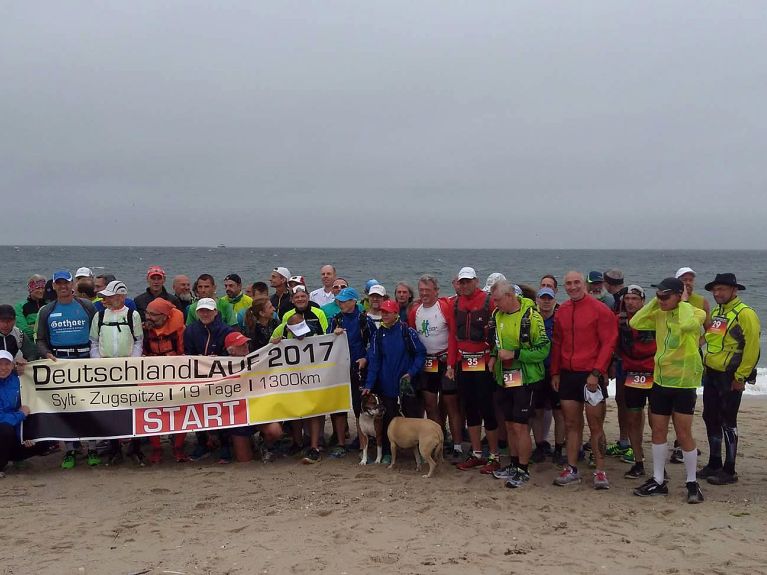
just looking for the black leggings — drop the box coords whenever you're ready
[0,423,48,469]
[702,369,743,472]
[457,368,498,431]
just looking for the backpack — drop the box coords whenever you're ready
[374,321,417,359]
[97,308,138,342]
[332,310,372,348]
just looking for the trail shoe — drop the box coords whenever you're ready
[624,463,646,479]
[479,456,501,475]
[669,446,683,464]
[686,481,704,504]
[606,442,631,457]
[553,466,582,486]
[620,448,635,464]
[505,469,530,489]
[593,470,610,490]
[706,470,738,485]
[86,450,101,467]
[697,464,722,479]
[492,464,516,480]
[189,444,211,462]
[633,477,668,497]
[302,448,322,464]
[61,451,76,470]
[456,454,487,471]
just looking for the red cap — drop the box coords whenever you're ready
[379,300,400,314]
[147,265,166,278]
[225,332,250,349]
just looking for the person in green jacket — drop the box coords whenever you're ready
[186,274,234,326]
[629,277,706,504]
[219,273,252,327]
[488,281,550,489]
[14,275,47,348]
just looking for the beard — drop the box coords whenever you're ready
[177,292,193,303]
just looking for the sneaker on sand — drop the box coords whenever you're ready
[329,446,347,459]
[633,477,668,497]
[697,464,722,479]
[593,470,610,490]
[61,451,76,470]
[302,448,321,464]
[505,469,530,489]
[553,466,581,486]
[624,463,646,479]
[620,448,635,464]
[606,442,631,457]
[479,456,501,475]
[86,450,101,467]
[669,446,683,464]
[493,464,516,480]
[706,470,738,485]
[456,454,487,471]
[189,444,211,462]
[686,481,704,504]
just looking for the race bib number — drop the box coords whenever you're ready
[461,353,486,372]
[423,356,439,373]
[707,316,728,337]
[502,369,523,388]
[625,371,653,390]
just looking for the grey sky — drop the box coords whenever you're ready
[1,1,765,249]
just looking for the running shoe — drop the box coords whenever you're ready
[686,481,704,504]
[606,442,631,457]
[624,463,646,479]
[261,448,275,463]
[697,464,722,479]
[479,456,501,475]
[669,446,683,464]
[633,477,668,497]
[456,454,487,471]
[302,448,322,464]
[329,446,347,459]
[61,451,76,470]
[505,469,530,489]
[86,450,101,467]
[189,444,211,462]
[381,454,391,466]
[553,466,581,486]
[593,470,610,490]
[150,448,163,465]
[0,471,5,479]
[620,448,635,464]
[492,464,516,480]
[706,470,738,485]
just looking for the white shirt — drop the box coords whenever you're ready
[414,302,449,355]
[309,287,336,307]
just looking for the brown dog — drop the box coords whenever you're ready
[358,392,385,465]
[387,416,444,478]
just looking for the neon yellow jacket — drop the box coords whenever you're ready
[704,296,761,382]
[629,299,705,389]
[491,297,550,386]
[219,293,252,327]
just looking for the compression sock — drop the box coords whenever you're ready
[652,443,667,484]
[683,448,698,483]
[723,426,738,474]
[707,432,723,468]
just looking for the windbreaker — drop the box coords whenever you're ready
[551,295,617,376]
[144,307,186,356]
[703,296,761,381]
[629,299,705,388]
[491,297,550,385]
[0,371,25,434]
[183,316,233,356]
[616,311,656,373]
[365,321,426,398]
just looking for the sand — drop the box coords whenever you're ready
[2,398,767,575]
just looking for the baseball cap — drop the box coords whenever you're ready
[75,267,93,279]
[368,284,386,297]
[625,284,646,299]
[98,280,128,297]
[537,287,556,299]
[291,285,308,294]
[675,267,696,279]
[335,287,360,302]
[379,300,399,314]
[587,271,604,284]
[224,332,250,349]
[0,350,14,363]
[288,275,306,286]
[147,298,174,316]
[147,265,166,278]
[0,305,16,320]
[457,267,477,280]
[287,320,311,337]
[196,297,217,311]
[365,279,381,293]
[52,269,73,282]
[604,269,624,285]
[651,277,684,295]
[273,267,291,280]
[224,273,242,284]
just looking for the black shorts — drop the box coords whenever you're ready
[649,384,696,416]
[417,359,457,395]
[624,386,651,411]
[501,384,536,424]
[533,371,560,410]
[558,370,608,403]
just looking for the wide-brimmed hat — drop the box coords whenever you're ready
[704,273,746,291]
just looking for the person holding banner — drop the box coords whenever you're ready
[0,350,48,478]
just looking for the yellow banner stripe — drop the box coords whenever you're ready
[247,384,351,422]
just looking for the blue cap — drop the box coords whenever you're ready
[364,279,380,293]
[587,270,603,284]
[335,287,360,302]
[537,287,556,298]
[52,269,73,282]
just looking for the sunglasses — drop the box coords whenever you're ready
[333,284,348,290]
[656,292,675,301]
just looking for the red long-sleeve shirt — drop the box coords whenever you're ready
[551,295,617,376]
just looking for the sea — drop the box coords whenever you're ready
[2,245,766,394]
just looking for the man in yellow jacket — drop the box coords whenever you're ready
[700,273,761,486]
[629,277,706,504]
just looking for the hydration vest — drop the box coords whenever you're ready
[454,293,492,343]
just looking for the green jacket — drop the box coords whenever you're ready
[630,299,705,388]
[491,296,550,386]
[186,299,235,327]
[219,293,252,327]
[704,296,761,382]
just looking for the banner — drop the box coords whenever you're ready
[20,334,351,441]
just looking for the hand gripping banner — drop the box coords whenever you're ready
[20,334,351,441]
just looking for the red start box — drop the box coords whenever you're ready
[135,400,248,435]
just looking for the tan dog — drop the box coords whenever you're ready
[387,416,444,478]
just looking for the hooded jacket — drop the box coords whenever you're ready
[551,294,617,376]
[183,315,233,356]
[491,296,550,386]
[144,307,186,356]
[0,370,25,435]
[365,320,426,398]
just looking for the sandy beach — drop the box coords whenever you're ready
[2,398,766,575]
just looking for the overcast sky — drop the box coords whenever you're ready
[1,2,765,249]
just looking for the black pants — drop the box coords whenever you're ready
[381,396,402,456]
[0,423,47,469]
[702,369,743,473]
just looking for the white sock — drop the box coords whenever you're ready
[454,444,462,452]
[652,443,667,484]
[683,448,698,483]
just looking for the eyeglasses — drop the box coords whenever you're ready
[332,284,348,290]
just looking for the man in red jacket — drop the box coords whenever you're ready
[551,271,618,489]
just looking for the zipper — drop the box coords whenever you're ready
[203,325,211,355]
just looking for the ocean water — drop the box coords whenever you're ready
[2,246,765,385]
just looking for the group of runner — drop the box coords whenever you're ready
[0,263,761,504]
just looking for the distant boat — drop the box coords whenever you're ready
[217,244,226,248]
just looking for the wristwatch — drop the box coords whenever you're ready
[590,369,602,378]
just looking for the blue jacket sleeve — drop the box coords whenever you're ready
[365,335,381,390]
[406,326,427,378]
[0,409,25,427]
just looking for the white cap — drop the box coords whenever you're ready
[675,267,696,279]
[196,297,217,311]
[287,320,311,337]
[0,350,14,363]
[273,267,291,280]
[75,267,94,279]
[98,280,127,297]
[457,266,477,280]
[368,284,386,297]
